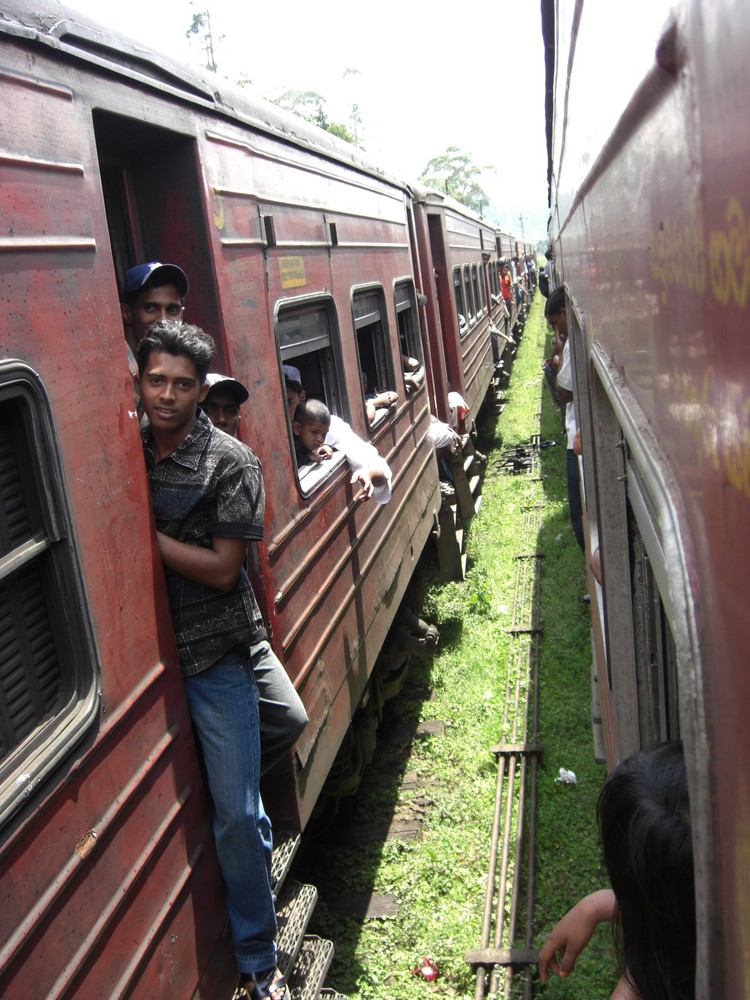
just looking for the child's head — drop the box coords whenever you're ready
[293,398,331,454]
[283,364,305,418]
[598,741,694,1000]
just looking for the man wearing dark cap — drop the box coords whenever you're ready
[120,261,189,381]
[202,373,249,438]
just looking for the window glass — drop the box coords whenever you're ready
[471,264,482,316]
[463,265,475,325]
[353,287,395,429]
[453,267,467,337]
[0,364,99,829]
[394,279,425,396]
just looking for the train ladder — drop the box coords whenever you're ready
[465,428,545,1000]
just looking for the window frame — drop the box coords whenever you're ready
[0,361,101,830]
[351,284,396,431]
[453,266,468,337]
[393,278,425,395]
[276,296,348,495]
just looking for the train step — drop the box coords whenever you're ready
[288,935,336,1000]
[230,880,346,1000]
[277,880,319,975]
[272,828,302,897]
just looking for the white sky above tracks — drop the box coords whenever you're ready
[67,0,550,242]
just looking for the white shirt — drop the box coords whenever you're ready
[326,415,392,505]
[556,340,577,448]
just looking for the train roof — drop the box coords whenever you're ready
[0,0,412,193]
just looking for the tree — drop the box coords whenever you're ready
[270,89,357,145]
[419,147,490,214]
[185,8,223,74]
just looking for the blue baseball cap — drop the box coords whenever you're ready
[204,373,249,403]
[121,262,189,299]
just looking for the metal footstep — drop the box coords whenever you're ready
[231,833,348,999]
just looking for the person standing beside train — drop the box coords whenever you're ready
[545,287,584,551]
[501,263,514,338]
[135,321,290,1000]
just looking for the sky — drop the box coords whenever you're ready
[66,0,550,244]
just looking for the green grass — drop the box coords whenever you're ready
[293,296,617,999]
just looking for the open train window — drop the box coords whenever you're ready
[394,280,425,395]
[453,266,467,336]
[277,299,347,494]
[352,287,396,430]
[0,363,100,830]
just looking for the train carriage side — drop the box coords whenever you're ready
[198,124,440,825]
[0,0,440,994]
[0,12,236,999]
[411,189,504,425]
[545,0,750,996]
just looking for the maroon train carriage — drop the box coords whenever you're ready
[544,0,750,997]
[0,0,447,995]
[411,187,508,427]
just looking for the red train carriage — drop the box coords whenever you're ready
[544,0,750,996]
[411,188,506,426]
[0,0,442,994]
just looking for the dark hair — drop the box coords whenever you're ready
[544,286,566,318]
[285,376,303,395]
[293,398,330,426]
[136,320,215,381]
[598,741,695,1000]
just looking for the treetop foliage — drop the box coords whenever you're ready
[419,146,490,214]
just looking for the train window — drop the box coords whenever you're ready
[277,300,347,494]
[628,502,680,744]
[471,265,482,317]
[352,287,396,430]
[394,280,425,394]
[453,267,468,336]
[0,363,100,829]
[463,266,475,325]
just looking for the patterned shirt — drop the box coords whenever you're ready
[142,410,267,676]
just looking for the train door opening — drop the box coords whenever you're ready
[426,213,461,397]
[587,340,685,762]
[92,111,218,354]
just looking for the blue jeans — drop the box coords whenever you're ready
[566,448,585,552]
[254,641,308,775]
[183,644,277,976]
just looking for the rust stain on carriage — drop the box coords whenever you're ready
[75,830,97,860]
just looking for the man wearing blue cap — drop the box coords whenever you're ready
[120,261,189,381]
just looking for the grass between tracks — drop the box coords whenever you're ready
[294,295,617,999]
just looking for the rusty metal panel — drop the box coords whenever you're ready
[0,32,234,1000]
